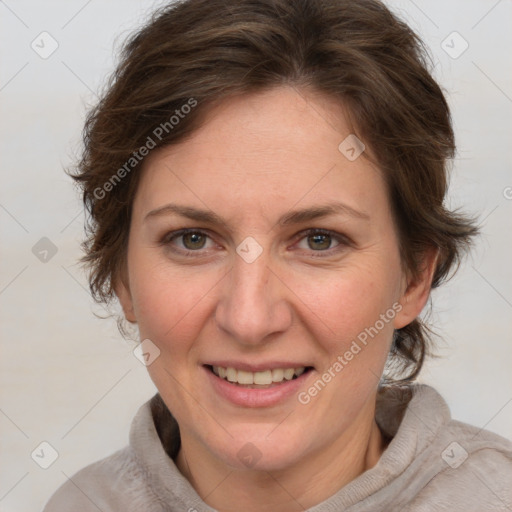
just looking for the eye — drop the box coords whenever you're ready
[301,232,337,251]
[180,231,209,250]
[294,229,349,254]
[162,229,216,254]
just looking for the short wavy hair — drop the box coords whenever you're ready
[71,0,478,382]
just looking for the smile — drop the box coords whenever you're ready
[209,365,309,387]
[203,364,314,407]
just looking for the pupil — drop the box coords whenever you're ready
[183,232,206,249]
[308,233,331,250]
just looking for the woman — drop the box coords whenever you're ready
[43,0,512,510]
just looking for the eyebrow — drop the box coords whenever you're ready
[144,201,370,226]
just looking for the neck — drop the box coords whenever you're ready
[175,397,386,512]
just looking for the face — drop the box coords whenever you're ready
[117,87,432,472]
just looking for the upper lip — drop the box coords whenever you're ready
[204,361,314,372]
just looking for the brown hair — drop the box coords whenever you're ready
[72,0,477,382]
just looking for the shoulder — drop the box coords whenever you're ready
[375,384,512,511]
[409,408,512,510]
[42,396,174,512]
[42,446,166,512]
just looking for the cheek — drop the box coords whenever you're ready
[296,265,400,339]
[128,255,216,344]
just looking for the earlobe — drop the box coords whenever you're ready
[393,248,439,330]
[114,276,137,324]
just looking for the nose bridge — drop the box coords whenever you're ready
[215,251,291,345]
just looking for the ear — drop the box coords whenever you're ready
[393,247,439,330]
[114,273,137,323]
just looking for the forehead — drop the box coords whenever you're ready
[133,87,387,226]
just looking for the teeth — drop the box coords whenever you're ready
[283,368,295,380]
[226,367,237,383]
[237,370,254,385]
[211,366,307,385]
[271,368,284,382]
[294,367,305,377]
[254,370,272,385]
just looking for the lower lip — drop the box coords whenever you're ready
[203,366,313,408]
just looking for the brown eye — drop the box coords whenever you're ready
[161,229,218,257]
[182,232,207,250]
[294,229,348,256]
[307,233,333,251]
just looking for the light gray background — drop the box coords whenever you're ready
[0,1,511,510]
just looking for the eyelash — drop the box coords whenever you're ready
[160,228,351,258]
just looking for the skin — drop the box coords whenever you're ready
[116,86,437,511]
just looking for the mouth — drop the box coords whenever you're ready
[204,364,314,389]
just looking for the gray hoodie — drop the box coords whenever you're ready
[42,384,512,511]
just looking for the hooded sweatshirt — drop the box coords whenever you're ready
[42,384,512,511]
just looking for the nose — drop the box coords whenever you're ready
[215,249,293,346]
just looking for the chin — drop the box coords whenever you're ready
[208,424,310,472]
